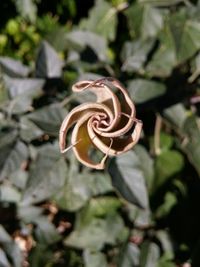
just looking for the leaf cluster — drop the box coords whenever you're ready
[0,0,200,266]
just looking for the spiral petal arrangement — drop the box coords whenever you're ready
[59,77,143,169]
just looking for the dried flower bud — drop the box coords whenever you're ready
[59,77,142,169]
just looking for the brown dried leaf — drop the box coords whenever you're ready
[59,77,143,169]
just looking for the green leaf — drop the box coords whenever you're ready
[18,205,43,223]
[79,0,117,41]
[146,25,176,77]
[66,30,108,62]
[108,148,149,209]
[164,106,200,175]
[19,116,44,142]
[22,143,67,205]
[0,141,28,180]
[83,250,107,267]
[15,0,37,23]
[4,76,44,98]
[127,79,166,104]
[149,132,174,154]
[0,184,21,203]
[3,242,23,267]
[35,216,61,245]
[9,169,28,190]
[164,103,188,128]
[0,57,30,78]
[6,95,33,115]
[26,104,66,136]
[169,10,200,62]
[0,247,10,267]
[81,197,121,220]
[125,3,163,40]
[54,170,113,212]
[127,203,151,227]
[134,145,154,193]
[155,192,177,218]
[155,150,184,189]
[121,39,154,72]
[65,213,128,250]
[156,230,174,260]
[0,72,8,104]
[119,243,140,267]
[182,115,200,175]
[0,225,12,243]
[35,41,63,78]
[140,241,160,267]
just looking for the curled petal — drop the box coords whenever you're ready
[59,77,143,169]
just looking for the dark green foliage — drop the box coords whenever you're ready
[0,0,200,266]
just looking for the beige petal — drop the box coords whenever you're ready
[59,102,113,153]
[71,112,108,170]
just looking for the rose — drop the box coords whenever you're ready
[59,77,142,169]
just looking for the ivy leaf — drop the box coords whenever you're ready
[19,116,44,142]
[35,41,63,78]
[0,141,28,181]
[22,143,67,205]
[125,3,163,40]
[182,116,200,175]
[66,30,108,63]
[26,104,66,136]
[108,148,149,209]
[6,95,33,115]
[140,241,160,267]
[0,184,21,203]
[127,79,166,103]
[164,103,187,129]
[4,76,44,98]
[64,213,128,250]
[0,247,10,267]
[119,243,140,267]
[155,150,184,190]
[35,216,61,245]
[54,169,113,212]
[0,57,30,78]
[121,39,154,72]
[83,250,107,267]
[169,10,200,62]
[146,25,176,77]
[15,0,37,23]
[79,0,117,41]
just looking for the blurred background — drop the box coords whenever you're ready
[0,0,200,266]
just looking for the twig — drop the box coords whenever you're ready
[154,114,162,155]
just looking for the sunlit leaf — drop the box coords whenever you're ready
[4,76,44,98]
[121,39,154,72]
[155,150,184,189]
[15,0,37,23]
[22,143,67,205]
[84,250,107,267]
[80,0,117,41]
[66,30,108,62]
[127,79,166,103]
[0,141,28,180]
[119,243,140,267]
[0,57,30,78]
[125,2,163,40]
[140,241,160,267]
[65,213,128,250]
[26,104,66,136]
[35,41,63,78]
[108,148,149,209]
